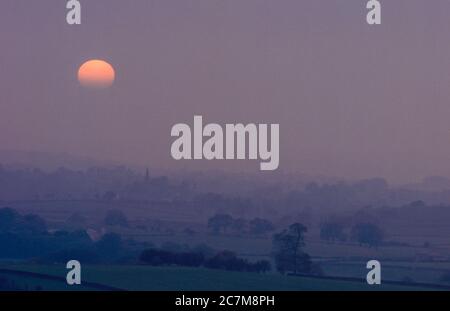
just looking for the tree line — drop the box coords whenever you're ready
[207,213,275,236]
[139,248,271,273]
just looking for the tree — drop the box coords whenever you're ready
[183,227,196,236]
[272,223,312,274]
[102,191,117,201]
[0,208,19,231]
[249,218,275,236]
[104,210,129,227]
[191,244,215,258]
[320,222,346,242]
[204,250,248,271]
[207,214,233,234]
[139,248,205,267]
[231,218,247,235]
[22,214,47,233]
[66,213,87,229]
[440,271,450,283]
[252,260,271,273]
[351,222,383,248]
[174,252,205,267]
[0,208,47,233]
[140,249,173,266]
[95,233,122,258]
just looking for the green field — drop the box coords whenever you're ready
[0,264,442,291]
[5,200,450,291]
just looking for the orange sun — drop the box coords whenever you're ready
[78,59,115,88]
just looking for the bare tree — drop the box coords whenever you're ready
[273,223,311,274]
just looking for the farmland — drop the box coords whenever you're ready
[0,264,440,291]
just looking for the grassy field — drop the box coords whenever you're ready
[0,264,443,291]
[321,261,450,285]
[0,271,98,291]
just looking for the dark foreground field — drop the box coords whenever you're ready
[0,264,443,291]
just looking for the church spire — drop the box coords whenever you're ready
[145,168,150,182]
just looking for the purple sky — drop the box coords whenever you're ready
[1,0,450,183]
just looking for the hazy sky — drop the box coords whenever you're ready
[1,0,450,183]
